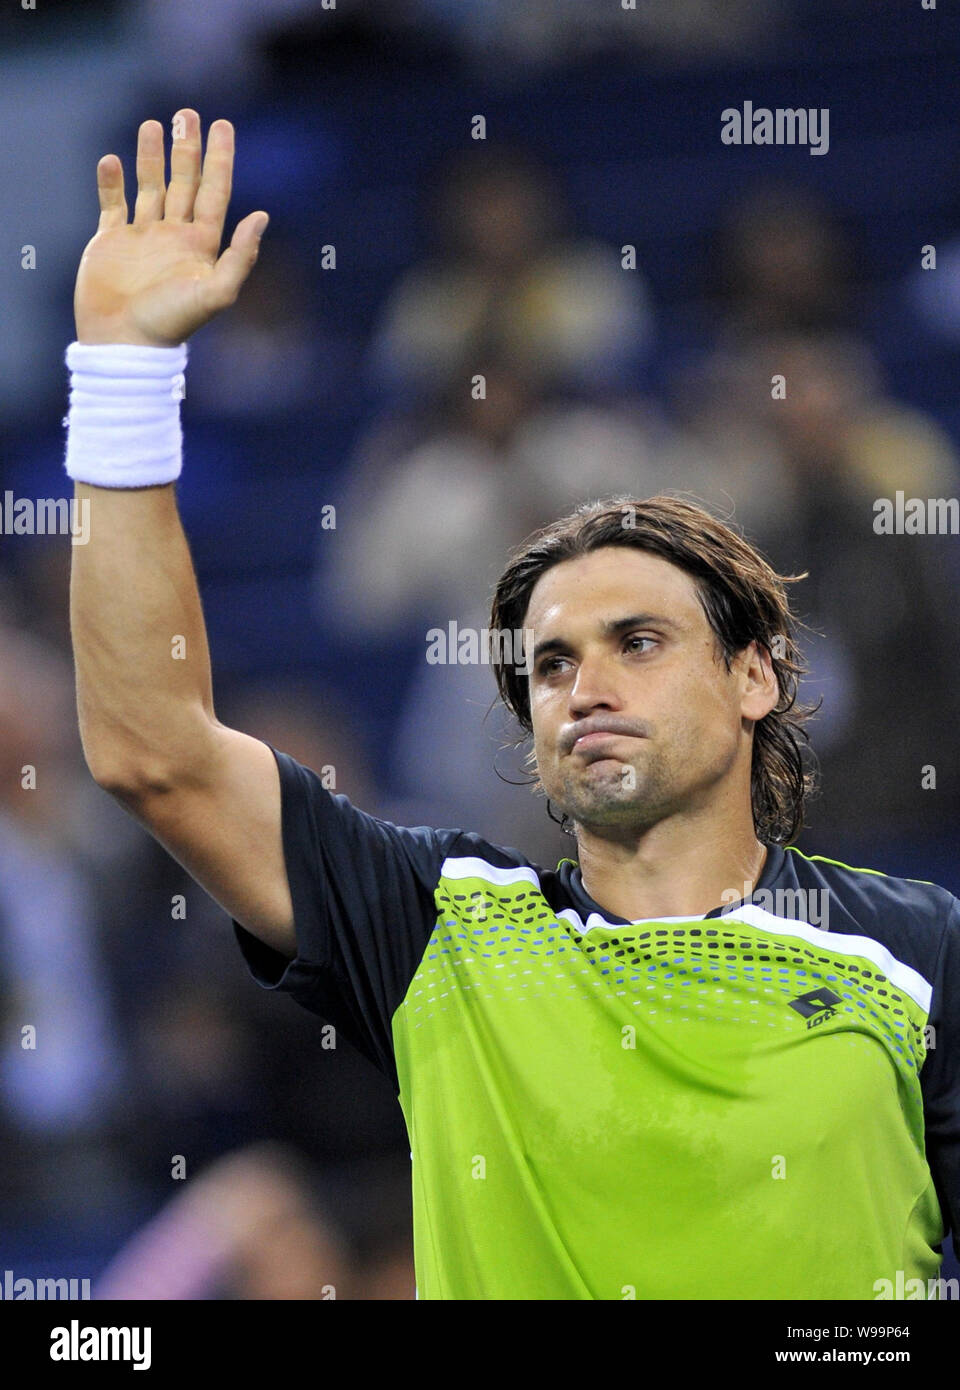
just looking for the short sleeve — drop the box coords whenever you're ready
[921,894,960,1242]
[233,747,462,1086]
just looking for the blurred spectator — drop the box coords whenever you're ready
[0,624,123,1219]
[94,1143,354,1299]
[707,183,863,338]
[672,328,960,846]
[670,331,959,528]
[368,146,653,402]
[323,350,675,637]
[750,332,957,499]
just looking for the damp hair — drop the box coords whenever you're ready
[489,494,820,845]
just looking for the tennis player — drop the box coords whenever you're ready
[66,110,958,1300]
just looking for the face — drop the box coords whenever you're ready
[523,546,778,837]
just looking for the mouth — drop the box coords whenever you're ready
[569,731,640,762]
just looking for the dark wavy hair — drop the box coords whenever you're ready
[489,495,820,846]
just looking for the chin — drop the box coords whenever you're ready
[564,792,644,827]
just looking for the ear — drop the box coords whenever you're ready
[740,641,779,723]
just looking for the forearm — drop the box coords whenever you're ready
[66,109,266,793]
[70,480,218,790]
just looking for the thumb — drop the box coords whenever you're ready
[203,210,269,312]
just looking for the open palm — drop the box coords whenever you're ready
[74,109,268,347]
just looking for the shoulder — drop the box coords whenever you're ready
[435,830,544,885]
[783,845,959,985]
[274,747,547,890]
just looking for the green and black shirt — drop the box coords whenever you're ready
[235,748,959,1300]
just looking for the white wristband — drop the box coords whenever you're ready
[63,340,188,488]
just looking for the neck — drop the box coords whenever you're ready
[575,811,769,923]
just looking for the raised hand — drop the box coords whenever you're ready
[73,109,269,346]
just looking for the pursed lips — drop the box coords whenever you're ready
[573,730,625,749]
[563,718,646,755]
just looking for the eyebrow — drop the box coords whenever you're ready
[531,613,682,665]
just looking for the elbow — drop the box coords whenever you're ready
[78,708,217,801]
[82,747,181,801]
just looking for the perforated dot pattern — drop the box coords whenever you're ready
[401,876,928,1088]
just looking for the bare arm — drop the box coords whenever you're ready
[70,110,295,956]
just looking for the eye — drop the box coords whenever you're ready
[624,634,656,655]
[537,655,571,677]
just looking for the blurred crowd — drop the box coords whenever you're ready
[1,0,958,1294]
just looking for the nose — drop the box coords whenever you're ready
[568,650,623,718]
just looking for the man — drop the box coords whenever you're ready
[67,111,958,1299]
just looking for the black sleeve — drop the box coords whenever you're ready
[921,894,960,1243]
[233,747,462,1087]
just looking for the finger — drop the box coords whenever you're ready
[199,210,268,314]
[96,154,127,229]
[164,108,203,222]
[133,119,165,224]
[192,119,235,249]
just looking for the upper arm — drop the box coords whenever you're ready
[232,750,459,1079]
[117,727,462,1079]
[116,724,296,958]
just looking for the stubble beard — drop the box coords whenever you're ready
[555,749,679,835]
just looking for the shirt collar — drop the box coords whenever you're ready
[559,842,787,929]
